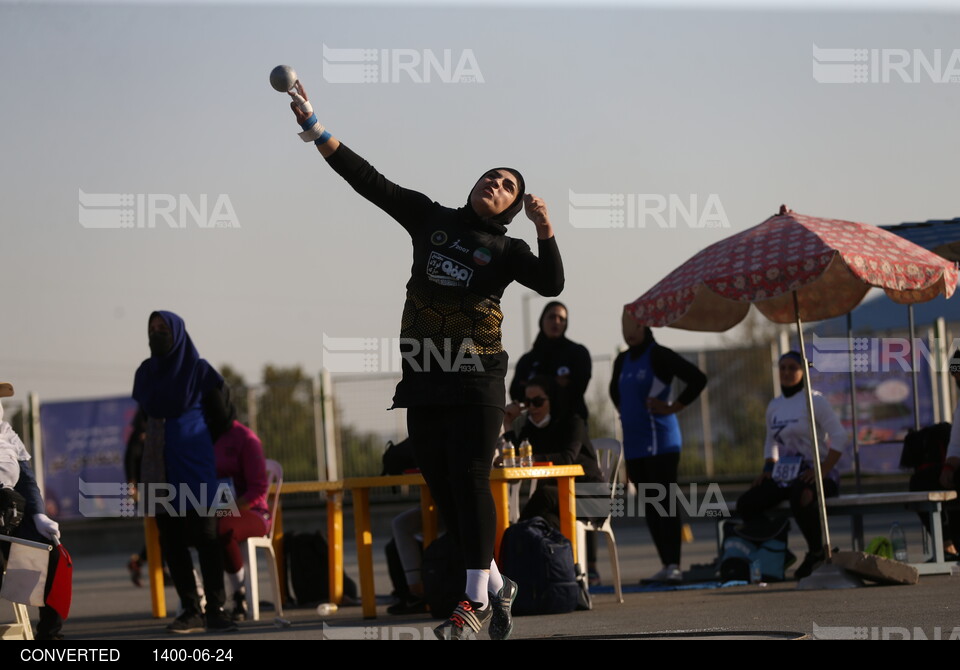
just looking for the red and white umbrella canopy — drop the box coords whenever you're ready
[626,207,958,331]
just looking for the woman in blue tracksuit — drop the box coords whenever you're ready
[610,310,706,584]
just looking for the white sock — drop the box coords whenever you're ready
[487,559,504,595]
[228,567,245,594]
[465,569,490,608]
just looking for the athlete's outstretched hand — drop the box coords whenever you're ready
[289,81,311,125]
[524,194,554,240]
[286,80,340,157]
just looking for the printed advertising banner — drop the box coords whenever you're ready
[40,396,137,519]
[809,337,935,474]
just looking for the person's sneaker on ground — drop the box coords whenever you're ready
[794,550,825,580]
[205,608,239,632]
[166,610,205,634]
[644,564,682,584]
[386,594,429,615]
[489,576,518,640]
[230,590,247,622]
[127,554,143,588]
[588,569,601,587]
[433,598,492,640]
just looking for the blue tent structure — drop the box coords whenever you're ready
[810,292,960,338]
[880,218,960,263]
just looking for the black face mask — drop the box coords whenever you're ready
[149,331,174,357]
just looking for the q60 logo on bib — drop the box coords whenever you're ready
[426,251,474,288]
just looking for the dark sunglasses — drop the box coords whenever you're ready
[523,396,548,408]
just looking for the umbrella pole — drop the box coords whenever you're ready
[847,313,864,552]
[793,291,833,558]
[794,293,863,590]
[909,304,921,431]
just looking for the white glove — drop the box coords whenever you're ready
[34,513,60,542]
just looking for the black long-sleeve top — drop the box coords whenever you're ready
[326,145,564,407]
[509,337,592,420]
[507,414,603,483]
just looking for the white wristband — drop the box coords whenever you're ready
[298,121,326,142]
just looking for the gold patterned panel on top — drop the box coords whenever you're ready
[401,284,503,355]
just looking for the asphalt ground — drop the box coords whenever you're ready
[4,499,960,657]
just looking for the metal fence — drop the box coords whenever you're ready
[19,333,949,507]
[233,344,781,493]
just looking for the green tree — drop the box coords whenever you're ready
[255,365,317,482]
[219,364,249,426]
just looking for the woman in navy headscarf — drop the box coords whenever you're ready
[133,310,237,634]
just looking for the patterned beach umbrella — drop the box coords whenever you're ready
[626,206,957,331]
[625,206,957,581]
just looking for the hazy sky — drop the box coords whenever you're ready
[2,0,959,402]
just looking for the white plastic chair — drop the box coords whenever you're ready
[241,459,284,621]
[0,535,39,640]
[0,601,33,640]
[576,437,624,604]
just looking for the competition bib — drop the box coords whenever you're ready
[772,455,802,486]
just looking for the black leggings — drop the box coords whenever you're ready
[156,512,226,614]
[737,476,839,552]
[627,453,682,566]
[407,405,502,570]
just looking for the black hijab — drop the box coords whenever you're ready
[464,167,526,229]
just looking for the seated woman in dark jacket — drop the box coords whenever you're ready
[505,376,603,529]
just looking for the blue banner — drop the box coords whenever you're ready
[40,396,137,519]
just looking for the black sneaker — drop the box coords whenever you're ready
[489,577,518,641]
[205,609,239,632]
[794,550,825,580]
[433,599,492,640]
[231,590,247,622]
[166,610,205,634]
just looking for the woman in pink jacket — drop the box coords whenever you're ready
[215,421,270,621]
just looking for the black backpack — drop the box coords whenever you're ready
[498,517,578,615]
[900,423,951,470]
[284,530,357,606]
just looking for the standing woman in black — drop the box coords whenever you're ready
[506,301,592,426]
[284,83,564,640]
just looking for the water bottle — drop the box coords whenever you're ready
[501,442,516,468]
[519,440,534,467]
[890,522,908,562]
